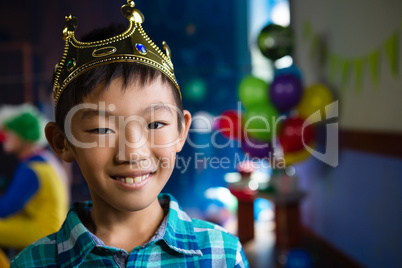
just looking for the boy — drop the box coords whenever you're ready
[11,1,249,267]
[0,104,69,249]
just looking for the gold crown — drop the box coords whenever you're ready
[53,0,180,107]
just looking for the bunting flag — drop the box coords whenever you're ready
[354,59,364,93]
[309,34,320,59]
[302,21,401,92]
[341,59,351,90]
[369,50,380,87]
[385,32,399,77]
[303,21,313,41]
[329,53,339,82]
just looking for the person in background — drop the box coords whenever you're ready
[0,104,69,250]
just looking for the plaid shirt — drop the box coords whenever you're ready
[11,193,249,267]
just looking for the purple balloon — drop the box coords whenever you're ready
[270,74,303,112]
[241,137,274,159]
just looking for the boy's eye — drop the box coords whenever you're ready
[147,122,165,130]
[89,128,115,134]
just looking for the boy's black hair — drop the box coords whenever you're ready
[55,23,183,133]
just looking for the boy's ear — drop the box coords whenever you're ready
[45,122,75,162]
[176,110,192,153]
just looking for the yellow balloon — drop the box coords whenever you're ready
[297,84,334,119]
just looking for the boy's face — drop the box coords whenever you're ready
[63,76,190,212]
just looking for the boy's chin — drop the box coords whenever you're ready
[114,197,160,212]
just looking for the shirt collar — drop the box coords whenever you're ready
[159,193,203,256]
[56,194,202,266]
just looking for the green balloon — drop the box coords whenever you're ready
[238,75,269,107]
[258,24,293,61]
[244,104,279,141]
[183,78,208,102]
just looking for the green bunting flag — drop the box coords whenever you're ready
[341,59,351,90]
[369,50,380,87]
[329,53,339,83]
[354,58,364,93]
[309,34,320,59]
[385,32,399,77]
[303,21,313,40]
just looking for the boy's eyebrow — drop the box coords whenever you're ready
[142,103,173,115]
[80,109,114,120]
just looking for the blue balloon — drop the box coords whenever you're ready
[274,65,302,81]
[285,249,313,268]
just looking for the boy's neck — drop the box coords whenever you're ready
[86,197,166,253]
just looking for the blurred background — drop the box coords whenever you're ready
[0,0,401,267]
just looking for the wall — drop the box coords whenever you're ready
[295,153,402,267]
[290,0,402,267]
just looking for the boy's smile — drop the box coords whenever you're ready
[62,76,191,214]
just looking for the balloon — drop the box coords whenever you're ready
[285,249,313,268]
[283,145,314,166]
[258,24,293,61]
[238,75,269,107]
[241,137,273,159]
[270,74,303,112]
[274,65,302,81]
[216,110,243,140]
[243,104,279,142]
[279,117,315,153]
[183,78,208,102]
[297,84,334,120]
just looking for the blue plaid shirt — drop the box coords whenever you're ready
[11,193,249,267]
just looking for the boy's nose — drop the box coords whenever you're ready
[115,124,151,163]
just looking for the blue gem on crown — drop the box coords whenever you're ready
[135,43,147,54]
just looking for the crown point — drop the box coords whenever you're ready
[62,15,77,40]
[65,14,73,21]
[163,41,172,59]
[122,1,144,23]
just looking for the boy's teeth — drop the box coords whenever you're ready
[116,174,150,184]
